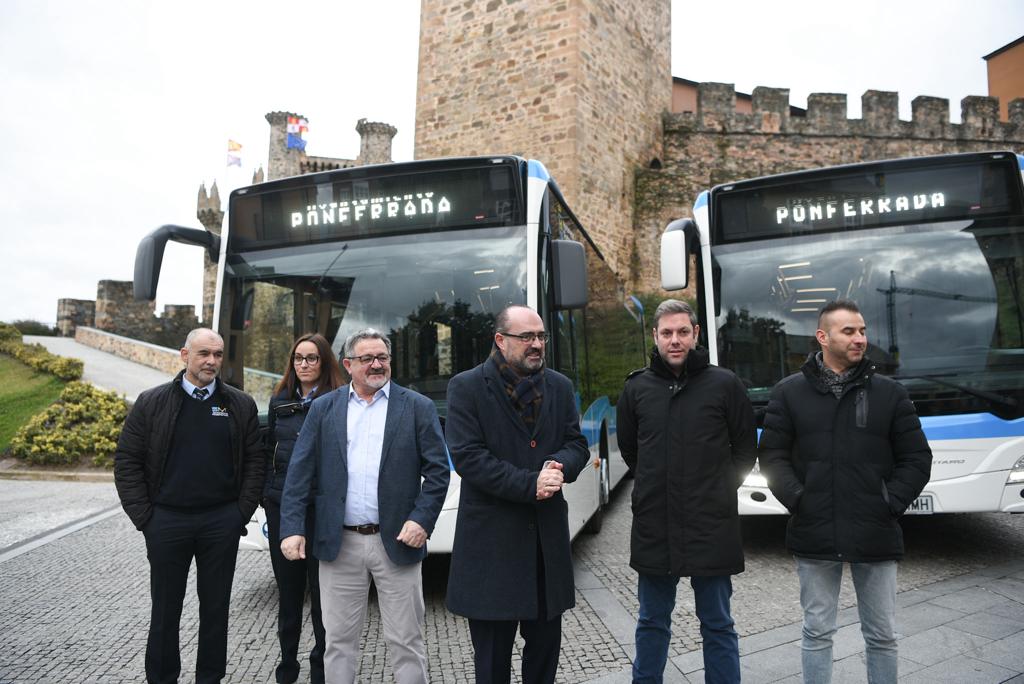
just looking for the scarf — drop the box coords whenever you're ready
[490,346,544,427]
[815,351,855,399]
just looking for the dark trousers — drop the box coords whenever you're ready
[143,502,241,684]
[468,616,562,684]
[264,499,326,684]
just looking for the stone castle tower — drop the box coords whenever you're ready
[414,0,672,278]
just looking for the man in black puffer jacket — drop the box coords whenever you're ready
[114,328,264,684]
[617,299,756,684]
[759,299,931,684]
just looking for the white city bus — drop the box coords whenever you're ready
[660,150,1024,515]
[134,156,645,551]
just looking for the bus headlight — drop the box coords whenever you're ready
[743,460,769,489]
[1008,455,1024,484]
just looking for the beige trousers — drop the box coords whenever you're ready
[319,530,428,684]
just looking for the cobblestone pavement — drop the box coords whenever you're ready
[1,478,1023,682]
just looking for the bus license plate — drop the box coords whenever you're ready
[906,495,934,514]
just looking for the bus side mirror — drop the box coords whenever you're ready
[660,218,695,291]
[551,239,588,310]
[133,225,220,300]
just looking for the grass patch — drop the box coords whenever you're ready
[0,354,66,452]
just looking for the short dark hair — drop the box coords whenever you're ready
[653,299,697,330]
[817,299,861,329]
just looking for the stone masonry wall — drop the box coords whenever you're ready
[632,84,1024,293]
[56,299,95,337]
[91,280,199,349]
[415,0,671,278]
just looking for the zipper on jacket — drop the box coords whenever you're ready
[855,389,868,428]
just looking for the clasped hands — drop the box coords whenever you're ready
[536,459,564,500]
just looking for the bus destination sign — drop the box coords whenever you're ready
[714,156,1022,243]
[290,192,451,229]
[230,161,520,249]
[775,191,947,226]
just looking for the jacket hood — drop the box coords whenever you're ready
[649,345,710,379]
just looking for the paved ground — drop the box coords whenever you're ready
[0,478,1023,682]
[23,335,168,402]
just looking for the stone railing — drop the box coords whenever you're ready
[74,327,282,406]
[75,327,181,375]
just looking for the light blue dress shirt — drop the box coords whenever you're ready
[344,382,390,526]
[181,376,217,401]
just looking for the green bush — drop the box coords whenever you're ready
[8,381,128,468]
[0,322,20,343]
[9,319,58,336]
[0,334,83,381]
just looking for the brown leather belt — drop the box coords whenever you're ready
[343,524,380,535]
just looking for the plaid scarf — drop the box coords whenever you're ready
[815,351,855,399]
[490,347,544,427]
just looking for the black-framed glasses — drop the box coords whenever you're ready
[346,353,392,365]
[293,354,321,366]
[499,331,549,344]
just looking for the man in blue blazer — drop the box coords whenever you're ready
[280,328,450,684]
[445,305,590,684]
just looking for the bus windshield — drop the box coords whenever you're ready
[218,225,527,411]
[713,217,1024,417]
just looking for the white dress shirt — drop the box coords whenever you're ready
[344,382,390,525]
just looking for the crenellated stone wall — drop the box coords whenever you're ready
[56,299,95,337]
[632,83,1024,292]
[77,280,201,349]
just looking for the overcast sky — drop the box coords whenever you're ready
[1,0,1021,325]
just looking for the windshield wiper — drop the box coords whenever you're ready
[891,374,1018,409]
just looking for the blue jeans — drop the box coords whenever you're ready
[633,573,739,684]
[795,558,898,684]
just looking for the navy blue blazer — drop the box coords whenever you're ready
[279,382,450,565]
[445,360,590,620]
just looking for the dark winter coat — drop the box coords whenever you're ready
[758,354,932,562]
[113,370,265,531]
[444,360,590,621]
[616,347,757,577]
[264,391,316,505]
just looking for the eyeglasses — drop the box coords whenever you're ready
[293,354,321,366]
[346,353,392,365]
[500,331,549,344]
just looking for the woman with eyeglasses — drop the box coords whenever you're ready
[264,333,344,684]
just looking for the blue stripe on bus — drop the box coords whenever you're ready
[528,159,551,181]
[918,413,1024,440]
[580,396,611,448]
[693,190,709,211]
[754,412,1024,444]
[1017,153,1024,171]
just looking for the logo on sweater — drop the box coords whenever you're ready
[211,406,229,417]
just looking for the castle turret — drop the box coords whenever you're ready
[196,181,225,323]
[356,119,398,165]
[265,111,306,180]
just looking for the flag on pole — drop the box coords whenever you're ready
[227,139,242,167]
[286,116,308,151]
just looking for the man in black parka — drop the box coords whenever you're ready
[617,299,756,684]
[114,328,265,684]
[445,305,590,684]
[759,299,931,684]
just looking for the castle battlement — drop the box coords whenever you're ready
[665,82,1024,142]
